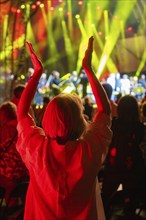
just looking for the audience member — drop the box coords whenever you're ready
[102,94,146,219]
[120,74,131,95]
[79,68,89,98]
[140,101,146,124]
[46,70,61,97]
[34,72,48,106]
[102,82,118,118]
[141,91,146,104]
[82,96,94,121]
[16,37,112,220]
[11,83,35,119]
[0,101,29,204]
[115,92,122,104]
[35,96,50,127]
[139,101,146,166]
[11,84,25,106]
[138,74,146,89]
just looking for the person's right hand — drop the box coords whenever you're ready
[26,42,43,73]
[82,36,94,71]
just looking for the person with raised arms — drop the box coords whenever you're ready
[16,36,112,220]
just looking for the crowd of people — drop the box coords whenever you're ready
[25,65,146,107]
[0,36,146,220]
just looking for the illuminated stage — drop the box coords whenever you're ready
[0,0,146,103]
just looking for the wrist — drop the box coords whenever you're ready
[29,76,39,83]
[83,67,94,74]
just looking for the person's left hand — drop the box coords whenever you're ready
[82,36,94,71]
[26,42,43,73]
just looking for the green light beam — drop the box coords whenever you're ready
[67,0,73,38]
[97,0,137,78]
[62,20,75,72]
[136,49,146,77]
[104,10,109,40]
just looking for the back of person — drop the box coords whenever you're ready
[35,96,50,127]
[102,95,146,218]
[82,96,94,121]
[139,101,146,166]
[11,84,25,106]
[106,118,145,176]
[0,101,29,203]
[11,83,35,119]
[102,82,118,118]
[16,37,112,220]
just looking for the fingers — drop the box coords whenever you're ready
[88,36,94,51]
[84,36,93,58]
[26,42,34,54]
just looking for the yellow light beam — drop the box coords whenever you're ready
[97,0,137,78]
[46,1,58,61]
[90,1,110,26]
[136,49,146,77]
[76,38,88,74]
[92,25,118,75]
[134,33,140,58]
[1,33,26,61]
[75,16,99,73]
[135,2,145,20]
[1,15,9,62]
[62,20,75,72]
[40,4,48,27]
[86,2,92,36]
[119,19,128,68]
[104,10,109,40]
[44,3,63,68]
[120,20,125,40]
[76,15,87,38]
[26,21,36,49]
[67,0,73,38]
[75,15,88,73]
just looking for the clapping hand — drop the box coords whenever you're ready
[82,36,94,71]
[26,42,43,74]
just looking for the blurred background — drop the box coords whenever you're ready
[0,0,146,103]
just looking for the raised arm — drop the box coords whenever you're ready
[17,42,43,121]
[82,36,111,117]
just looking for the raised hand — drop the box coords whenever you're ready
[26,42,43,73]
[82,36,94,71]
[17,42,43,120]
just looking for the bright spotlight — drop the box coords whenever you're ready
[21,4,25,9]
[40,3,44,8]
[58,7,63,12]
[75,14,80,19]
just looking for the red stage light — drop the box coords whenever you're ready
[16,9,21,14]
[36,1,41,6]
[32,4,37,10]
[127,26,133,31]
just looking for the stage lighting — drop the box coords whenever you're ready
[36,1,41,6]
[75,14,80,19]
[21,5,25,9]
[31,5,36,10]
[40,3,44,8]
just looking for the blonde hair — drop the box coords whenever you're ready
[42,93,86,144]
